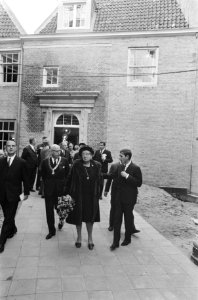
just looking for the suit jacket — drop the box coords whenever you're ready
[93,149,113,173]
[0,156,30,203]
[21,145,38,168]
[104,162,120,198]
[41,156,70,197]
[116,162,142,204]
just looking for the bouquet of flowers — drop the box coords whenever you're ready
[57,195,75,225]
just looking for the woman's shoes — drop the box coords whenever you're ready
[75,242,81,248]
[88,243,94,250]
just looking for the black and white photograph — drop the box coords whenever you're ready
[0,0,198,299]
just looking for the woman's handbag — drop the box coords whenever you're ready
[57,195,75,224]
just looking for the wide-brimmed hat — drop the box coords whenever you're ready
[51,144,61,151]
[79,145,94,157]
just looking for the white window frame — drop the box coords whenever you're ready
[62,3,86,29]
[43,67,59,87]
[127,47,159,87]
[0,53,19,85]
[0,120,16,150]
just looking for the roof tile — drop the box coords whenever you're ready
[0,3,20,38]
[39,0,188,35]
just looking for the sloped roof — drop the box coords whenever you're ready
[0,1,26,38]
[38,0,188,35]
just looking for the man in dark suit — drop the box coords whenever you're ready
[21,138,38,192]
[110,149,142,251]
[93,142,113,199]
[36,136,48,191]
[104,161,120,231]
[41,144,70,239]
[0,140,29,253]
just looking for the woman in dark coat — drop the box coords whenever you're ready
[66,146,101,250]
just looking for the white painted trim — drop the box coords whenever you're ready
[21,28,198,42]
[23,43,112,49]
[0,48,21,51]
[127,47,159,87]
[42,66,59,88]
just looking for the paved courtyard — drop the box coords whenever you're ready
[0,192,198,300]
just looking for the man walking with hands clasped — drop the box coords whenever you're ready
[110,149,142,251]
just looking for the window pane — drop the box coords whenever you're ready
[0,142,2,150]
[4,132,8,140]
[13,54,19,63]
[76,4,85,27]
[9,122,14,131]
[0,122,2,130]
[63,114,72,125]
[0,132,2,140]
[128,48,157,84]
[4,122,8,130]
[64,5,74,27]
[72,115,79,125]
[56,115,64,125]
[52,76,57,84]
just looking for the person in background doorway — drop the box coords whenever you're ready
[93,142,113,199]
[0,140,29,253]
[74,144,79,152]
[73,143,86,161]
[21,138,38,192]
[60,141,71,164]
[68,142,76,165]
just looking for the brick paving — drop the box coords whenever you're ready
[0,192,198,299]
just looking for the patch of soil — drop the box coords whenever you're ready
[135,184,198,256]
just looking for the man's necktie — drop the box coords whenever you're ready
[8,157,11,167]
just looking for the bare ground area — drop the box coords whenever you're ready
[136,184,198,257]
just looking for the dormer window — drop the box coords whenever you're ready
[63,3,86,28]
[57,0,97,32]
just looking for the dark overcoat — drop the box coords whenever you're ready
[116,162,142,205]
[93,149,113,173]
[21,145,38,168]
[66,159,101,225]
[0,156,29,203]
[41,157,70,197]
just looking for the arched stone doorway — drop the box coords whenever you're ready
[54,113,80,145]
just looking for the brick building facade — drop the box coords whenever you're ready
[1,0,198,193]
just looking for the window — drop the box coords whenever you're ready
[43,67,59,87]
[56,114,79,126]
[0,121,15,149]
[63,3,86,28]
[0,53,19,84]
[127,48,158,86]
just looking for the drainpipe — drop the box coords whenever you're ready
[16,39,24,155]
[190,33,198,193]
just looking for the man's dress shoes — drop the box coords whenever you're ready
[46,232,56,240]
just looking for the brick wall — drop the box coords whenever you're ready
[20,41,111,152]
[107,35,196,189]
[20,34,196,190]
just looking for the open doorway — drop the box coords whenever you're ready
[54,127,79,145]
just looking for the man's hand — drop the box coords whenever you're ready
[121,171,128,178]
[23,195,29,201]
[104,191,108,197]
